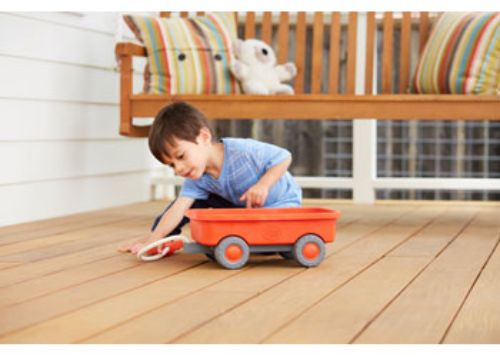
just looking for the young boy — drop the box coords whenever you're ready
[119,101,302,255]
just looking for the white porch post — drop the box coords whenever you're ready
[352,12,377,204]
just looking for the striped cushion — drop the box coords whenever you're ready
[124,13,240,95]
[412,12,500,95]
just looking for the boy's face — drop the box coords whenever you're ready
[162,128,211,180]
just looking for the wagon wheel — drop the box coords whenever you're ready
[293,234,325,267]
[214,236,250,270]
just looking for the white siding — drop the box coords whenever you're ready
[0,12,161,226]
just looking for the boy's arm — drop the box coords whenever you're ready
[119,196,194,253]
[240,155,292,208]
[149,196,195,240]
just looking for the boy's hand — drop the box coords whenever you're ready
[240,182,269,208]
[118,240,140,253]
[118,237,158,255]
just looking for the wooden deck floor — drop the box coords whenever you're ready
[0,200,499,344]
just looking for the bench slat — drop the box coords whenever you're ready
[261,12,273,44]
[294,12,307,94]
[328,12,341,94]
[312,12,325,94]
[364,12,376,94]
[419,12,430,55]
[399,12,412,94]
[245,12,256,39]
[129,94,500,123]
[382,12,394,94]
[346,13,358,94]
[278,12,290,64]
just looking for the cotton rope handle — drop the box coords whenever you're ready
[136,235,192,261]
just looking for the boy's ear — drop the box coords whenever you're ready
[197,127,212,144]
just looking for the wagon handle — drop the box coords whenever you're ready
[137,235,192,261]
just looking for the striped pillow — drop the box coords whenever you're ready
[124,13,240,95]
[412,12,500,95]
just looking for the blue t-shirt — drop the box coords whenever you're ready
[180,138,302,207]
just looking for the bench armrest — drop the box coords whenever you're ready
[115,42,147,57]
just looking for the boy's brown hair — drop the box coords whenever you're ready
[148,101,214,163]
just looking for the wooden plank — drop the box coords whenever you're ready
[399,12,412,94]
[443,216,500,343]
[244,12,255,39]
[293,12,306,94]
[0,239,140,289]
[328,12,341,94]
[0,217,150,264]
[261,12,272,44]
[277,12,289,64]
[169,207,445,343]
[129,94,500,124]
[0,263,257,343]
[269,257,429,343]
[388,206,479,257]
[0,253,206,337]
[117,40,134,136]
[115,42,146,57]
[419,12,430,55]
[115,40,147,138]
[0,216,148,257]
[364,12,376,94]
[382,12,394,94]
[0,262,20,273]
[345,12,358,94]
[0,255,142,308]
[0,201,161,245]
[86,265,299,343]
[265,208,478,343]
[159,12,171,18]
[354,208,500,343]
[311,12,324,94]
[179,12,189,18]
[0,213,152,262]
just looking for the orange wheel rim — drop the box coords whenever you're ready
[302,242,320,260]
[225,244,243,262]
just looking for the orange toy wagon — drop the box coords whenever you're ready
[138,207,341,270]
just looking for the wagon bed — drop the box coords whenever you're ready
[186,207,341,246]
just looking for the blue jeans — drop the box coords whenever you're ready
[151,194,237,237]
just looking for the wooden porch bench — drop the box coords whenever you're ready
[115,12,500,137]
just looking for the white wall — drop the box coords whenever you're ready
[0,12,163,226]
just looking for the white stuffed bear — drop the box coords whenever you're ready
[230,38,297,95]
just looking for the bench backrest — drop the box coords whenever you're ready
[159,12,439,95]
